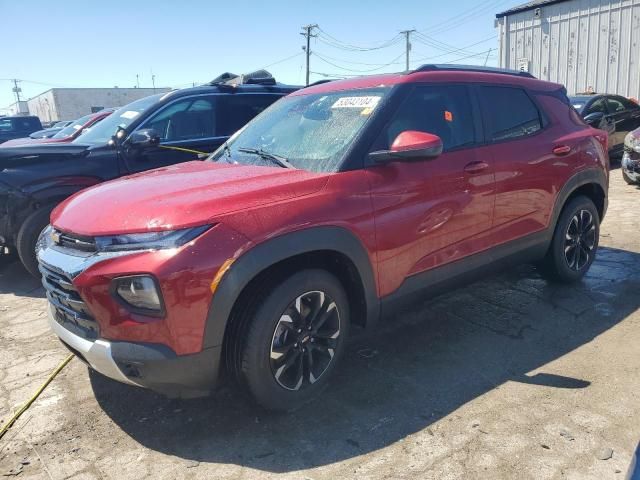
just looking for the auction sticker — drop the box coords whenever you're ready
[120,111,140,119]
[331,96,381,109]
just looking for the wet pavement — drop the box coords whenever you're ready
[0,169,639,479]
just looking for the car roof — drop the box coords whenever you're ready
[293,67,562,96]
[160,82,300,102]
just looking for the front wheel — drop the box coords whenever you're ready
[539,195,600,283]
[238,269,350,411]
[16,206,54,278]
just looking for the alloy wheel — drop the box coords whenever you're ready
[269,290,341,391]
[564,209,596,271]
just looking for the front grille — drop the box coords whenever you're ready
[40,262,99,340]
[53,229,97,253]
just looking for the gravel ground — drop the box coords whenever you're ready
[0,169,638,480]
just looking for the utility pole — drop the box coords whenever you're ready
[151,74,156,93]
[300,24,318,86]
[400,30,416,72]
[11,79,22,103]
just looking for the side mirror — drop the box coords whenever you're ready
[369,131,443,163]
[127,128,160,148]
[583,111,605,127]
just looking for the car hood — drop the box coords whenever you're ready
[0,143,89,170]
[52,161,330,236]
[1,136,68,147]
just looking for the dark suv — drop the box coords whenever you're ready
[1,71,298,276]
[39,65,608,410]
[0,116,43,144]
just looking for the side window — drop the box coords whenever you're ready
[215,94,282,137]
[479,86,542,142]
[144,96,216,142]
[0,119,11,131]
[585,98,608,115]
[606,97,626,113]
[380,85,476,152]
[617,96,640,111]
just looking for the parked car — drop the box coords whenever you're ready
[570,93,640,157]
[29,127,64,139]
[0,71,298,276]
[37,65,609,410]
[0,116,43,144]
[1,109,115,148]
[622,127,640,184]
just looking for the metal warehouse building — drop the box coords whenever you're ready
[26,87,169,123]
[496,0,640,97]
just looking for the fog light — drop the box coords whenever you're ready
[113,275,164,316]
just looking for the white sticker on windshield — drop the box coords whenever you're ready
[120,110,140,119]
[331,96,381,109]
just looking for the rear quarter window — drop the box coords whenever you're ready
[479,86,543,142]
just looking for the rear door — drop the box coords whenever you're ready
[606,96,640,151]
[477,85,572,243]
[367,84,495,296]
[123,93,282,173]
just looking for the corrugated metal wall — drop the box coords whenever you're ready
[497,0,640,97]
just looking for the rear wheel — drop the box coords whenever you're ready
[238,269,350,411]
[16,206,54,278]
[539,195,599,283]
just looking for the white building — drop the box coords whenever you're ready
[24,87,169,122]
[496,0,640,97]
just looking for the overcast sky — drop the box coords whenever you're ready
[0,0,522,114]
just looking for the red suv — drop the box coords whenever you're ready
[38,65,608,410]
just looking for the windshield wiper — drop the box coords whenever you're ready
[237,147,295,169]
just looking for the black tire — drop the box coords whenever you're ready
[622,169,637,185]
[16,206,54,278]
[539,195,599,283]
[238,269,350,411]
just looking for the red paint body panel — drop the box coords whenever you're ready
[52,161,329,236]
[48,70,608,359]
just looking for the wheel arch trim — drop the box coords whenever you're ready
[202,226,379,349]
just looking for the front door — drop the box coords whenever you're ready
[366,84,495,297]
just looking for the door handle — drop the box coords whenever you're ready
[463,161,489,174]
[552,145,572,156]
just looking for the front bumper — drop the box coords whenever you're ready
[48,303,220,398]
[622,151,640,182]
[38,232,226,398]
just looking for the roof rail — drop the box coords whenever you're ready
[306,79,337,87]
[412,64,535,79]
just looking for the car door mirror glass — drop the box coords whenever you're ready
[369,130,443,163]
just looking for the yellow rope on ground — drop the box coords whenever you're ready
[0,354,74,440]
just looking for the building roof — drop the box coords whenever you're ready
[496,0,571,18]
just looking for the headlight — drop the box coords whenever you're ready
[95,225,211,252]
[113,275,164,316]
[624,132,640,153]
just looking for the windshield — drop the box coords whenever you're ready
[209,87,390,173]
[72,94,163,145]
[51,113,96,139]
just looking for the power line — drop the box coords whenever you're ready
[315,27,402,52]
[260,51,305,70]
[420,0,512,36]
[313,51,406,73]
